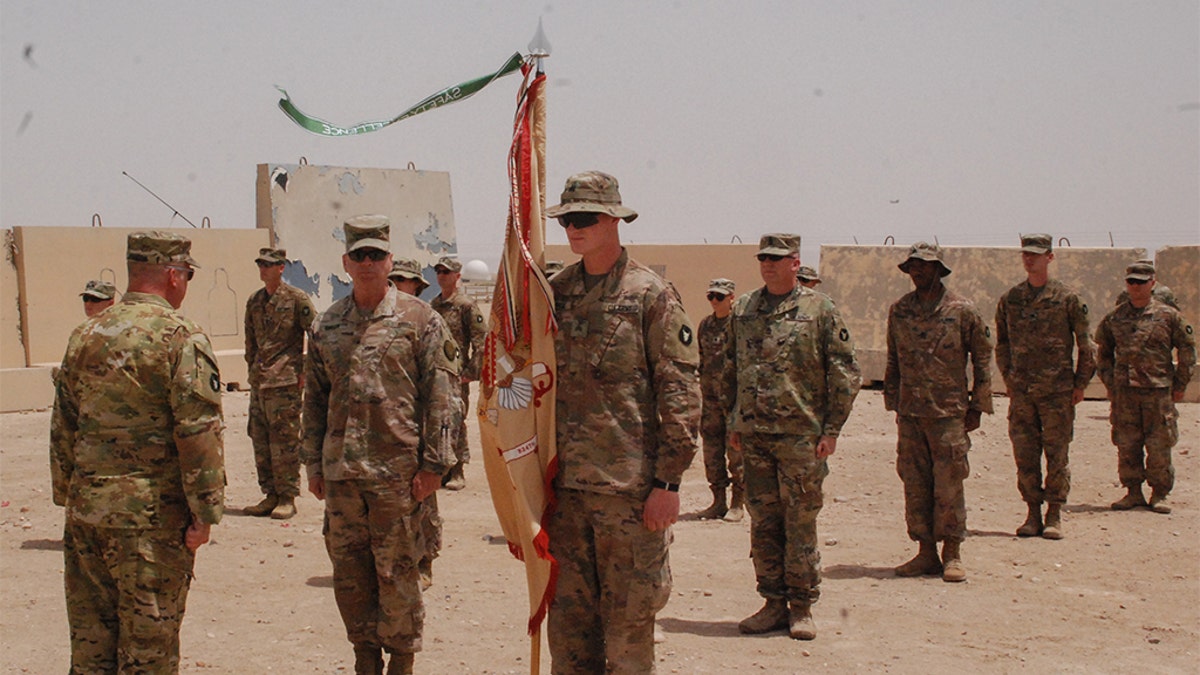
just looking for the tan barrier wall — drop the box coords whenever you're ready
[1,231,24,369]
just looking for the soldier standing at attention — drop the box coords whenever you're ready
[388,257,440,590]
[80,279,116,317]
[796,265,822,290]
[886,242,993,583]
[51,231,225,673]
[994,234,1095,539]
[696,278,743,522]
[545,170,700,673]
[244,247,315,520]
[431,256,488,490]
[724,234,861,640]
[303,216,460,675]
[1095,261,1195,514]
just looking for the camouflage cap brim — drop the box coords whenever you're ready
[544,201,639,223]
[347,238,390,253]
[898,257,952,277]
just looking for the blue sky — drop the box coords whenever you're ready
[2,1,1196,270]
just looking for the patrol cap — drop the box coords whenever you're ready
[898,241,951,277]
[544,171,638,223]
[757,233,800,257]
[126,231,200,268]
[344,215,390,253]
[255,247,288,265]
[389,258,430,291]
[796,265,821,282]
[706,278,735,296]
[1020,233,1052,255]
[434,256,463,273]
[80,280,116,301]
[1125,260,1155,281]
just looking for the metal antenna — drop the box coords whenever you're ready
[122,171,198,228]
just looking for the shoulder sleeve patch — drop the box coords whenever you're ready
[445,340,460,361]
[839,327,850,342]
[679,324,694,346]
[1081,303,1088,315]
[985,326,991,338]
[1187,325,1194,335]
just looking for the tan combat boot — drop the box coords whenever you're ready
[894,541,942,577]
[386,652,414,675]
[724,484,745,523]
[1148,489,1172,514]
[443,462,466,491]
[941,540,966,583]
[244,494,278,517]
[1111,486,1147,510]
[270,496,296,520]
[738,598,788,634]
[1016,503,1042,537]
[1041,503,1063,539]
[353,645,384,675]
[788,602,816,640]
[696,486,728,520]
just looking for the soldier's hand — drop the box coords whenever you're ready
[308,476,326,501]
[729,431,741,452]
[412,470,441,502]
[643,488,680,532]
[815,436,837,459]
[964,409,983,433]
[185,522,211,551]
[1173,389,1184,403]
[1072,387,1086,405]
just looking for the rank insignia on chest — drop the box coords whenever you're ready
[570,320,589,338]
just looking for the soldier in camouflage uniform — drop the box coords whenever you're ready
[244,247,316,520]
[885,242,993,583]
[696,278,742,522]
[389,257,440,590]
[1115,259,1179,310]
[303,216,460,675]
[994,234,1096,540]
[796,265,822,290]
[722,235,861,641]
[80,279,116,317]
[51,231,225,673]
[545,171,700,674]
[1095,261,1195,514]
[431,256,488,490]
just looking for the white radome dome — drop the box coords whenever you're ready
[462,259,490,281]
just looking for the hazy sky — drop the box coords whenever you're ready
[2,1,1197,270]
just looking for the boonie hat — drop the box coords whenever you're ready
[706,278,736,296]
[80,280,117,301]
[344,215,390,253]
[434,256,463,273]
[390,258,430,292]
[796,266,821,283]
[545,171,638,223]
[126,231,200,268]
[256,247,288,265]
[1125,261,1155,281]
[898,241,951,277]
[1020,234,1052,255]
[757,233,800,257]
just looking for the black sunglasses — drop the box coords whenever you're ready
[707,293,728,302]
[557,212,600,229]
[756,253,786,262]
[256,260,283,268]
[348,248,388,263]
[167,265,195,281]
[1126,278,1150,286]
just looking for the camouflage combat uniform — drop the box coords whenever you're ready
[1094,300,1195,496]
[885,287,993,545]
[245,281,314,500]
[548,249,700,674]
[51,291,225,673]
[722,285,861,606]
[302,285,459,656]
[995,279,1095,506]
[431,290,487,466]
[698,311,740,495]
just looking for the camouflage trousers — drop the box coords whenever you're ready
[453,382,471,464]
[1110,387,1178,493]
[701,394,743,491]
[323,479,426,654]
[421,492,442,564]
[896,415,970,544]
[1008,391,1075,505]
[247,384,302,498]
[547,489,672,675]
[742,432,827,604]
[63,521,195,674]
